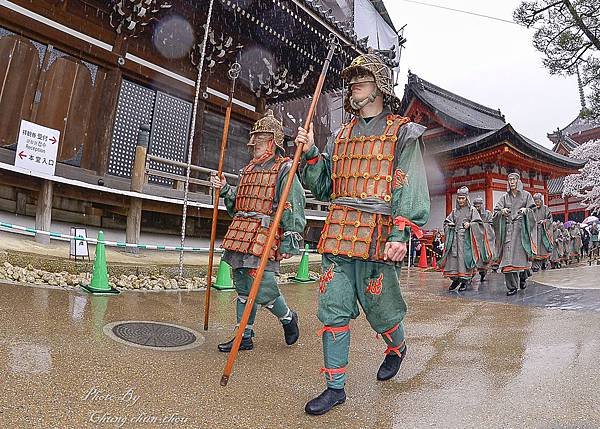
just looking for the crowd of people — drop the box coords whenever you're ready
[435,177,599,295]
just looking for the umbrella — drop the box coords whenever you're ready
[583,215,599,225]
[564,220,575,228]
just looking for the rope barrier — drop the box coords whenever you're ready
[0,221,319,254]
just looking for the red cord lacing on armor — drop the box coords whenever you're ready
[393,216,424,239]
[384,341,406,357]
[320,367,347,381]
[317,325,350,342]
[375,323,400,342]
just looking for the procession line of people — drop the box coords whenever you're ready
[438,176,597,295]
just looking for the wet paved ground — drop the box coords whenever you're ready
[410,266,600,312]
[1,268,600,428]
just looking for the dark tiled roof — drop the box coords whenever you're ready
[560,115,600,136]
[426,130,497,155]
[402,72,507,131]
[428,124,586,169]
[551,135,579,153]
[547,177,564,195]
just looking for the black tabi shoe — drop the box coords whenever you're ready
[448,280,460,291]
[532,267,539,273]
[519,279,527,290]
[458,282,467,291]
[283,311,300,345]
[217,336,253,353]
[506,288,518,296]
[377,345,408,381]
[305,388,346,416]
[480,272,486,282]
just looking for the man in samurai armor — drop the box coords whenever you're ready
[295,53,430,415]
[210,110,305,352]
[472,196,496,282]
[439,188,488,291]
[531,193,553,272]
[493,172,537,296]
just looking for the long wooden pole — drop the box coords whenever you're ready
[204,63,241,331]
[220,36,339,387]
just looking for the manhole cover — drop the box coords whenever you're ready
[103,321,204,351]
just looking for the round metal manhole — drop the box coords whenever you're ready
[103,321,204,351]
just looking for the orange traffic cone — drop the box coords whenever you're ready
[418,245,428,269]
[431,254,437,270]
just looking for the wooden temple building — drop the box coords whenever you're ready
[400,72,586,230]
[0,0,399,243]
[545,111,600,221]
[0,0,589,243]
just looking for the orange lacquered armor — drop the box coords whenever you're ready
[222,157,289,260]
[318,115,410,261]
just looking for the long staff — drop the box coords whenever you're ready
[204,62,241,331]
[220,35,339,387]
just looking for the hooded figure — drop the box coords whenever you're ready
[550,221,564,269]
[472,196,496,282]
[561,223,571,264]
[493,172,537,295]
[439,187,489,291]
[570,224,583,262]
[532,193,553,271]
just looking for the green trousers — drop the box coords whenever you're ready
[233,268,292,339]
[317,255,407,389]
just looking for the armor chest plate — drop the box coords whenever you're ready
[234,157,288,215]
[331,115,409,202]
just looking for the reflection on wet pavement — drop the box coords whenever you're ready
[1,272,599,428]
[412,267,600,312]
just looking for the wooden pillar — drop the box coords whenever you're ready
[94,69,123,176]
[35,180,53,244]
[485,171,493,212]
[564,196,569,221]
[126,125,149,253]
[445,191,452,216]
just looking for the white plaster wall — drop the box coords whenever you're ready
[493,190,505,209]
[424,194,446,231]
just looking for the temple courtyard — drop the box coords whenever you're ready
[1,264,599,428]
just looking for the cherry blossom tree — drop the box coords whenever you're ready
[563,139,600,212]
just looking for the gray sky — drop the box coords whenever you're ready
[385,0,583,147]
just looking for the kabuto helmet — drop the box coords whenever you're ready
[341,53,402,115]
[248,109,285,153]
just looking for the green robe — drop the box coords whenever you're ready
[493,189,537,272]
[220,156,306,272]
[533,205,553,260]
[440,205,489,280]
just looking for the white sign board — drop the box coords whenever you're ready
[70,227,89,259]
[15,120,60,176]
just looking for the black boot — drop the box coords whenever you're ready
[458,281,467,291]
[506,288,517,296]
[283,311,299,345]
[377,345,408,381]
[448,280,460,291]
[480,272,486,282]
[217,336,253,353]
[305,388,346,415]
